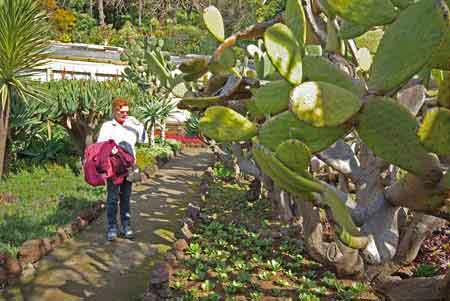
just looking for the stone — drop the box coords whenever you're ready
[18,239,46,265]
[165,253,177,266]
[175,251,187,261]
[148,262,171,286]
[142,292,158,301]
[181,224,193,241]
[42,238,53,254]
[4,255,22,278]
[186,203,201,221]
[182,217,194,228]
[174,239,188,252]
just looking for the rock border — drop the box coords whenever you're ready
[143,167,213,300]
[0,150,179,288]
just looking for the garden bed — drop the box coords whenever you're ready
[0,142,180,287]
[145,170,378,300]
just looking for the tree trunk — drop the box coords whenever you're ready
[138,0,143,27]
[89,0,94,16]
[150,123,155,147]
[0,97,11,177]
[160,120,166,142]
[97,0,105,26]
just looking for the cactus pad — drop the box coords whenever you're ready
[285,0,306,46]
[179,57,209,74]
[199,106,257,142]
[303,56,365,95]
[289,81,362,127]
[253,80,292,115]
[339,21,369,39]
[178,96,222,109]
[203,6,225,42]
[264,23,303,85]
[438,71,450,108]
[259,111,347,153]
[209,48,236,76]
[275,139,311,174]
[324,0,397,27]
[368,0,447,93]
[418,108,450,155]
[357,97,433,176]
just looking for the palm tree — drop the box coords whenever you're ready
[139,96,176,147]
[0,0,50,176]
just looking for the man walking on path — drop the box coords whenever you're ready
[97,97,147,241]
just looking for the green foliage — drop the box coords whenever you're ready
[199,106,257,142]
[289,81,362,127]
[0,161,104,256]
[357,97,434,177]
[368,0,447,93]
[184,114,200,137]
[417,108,450,155]
[414,264,440,277]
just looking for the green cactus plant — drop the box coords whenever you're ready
[368,0,447,93]
[356,97,434,177]
[203,6,225,42]
[302,56,365,95]
[173,2,450,262]
[289,81,362,127]
[199,106,258,142]
[253,80,292,115]
[324,0,397,27]
[417,108,450,155]
[264,23,303,85]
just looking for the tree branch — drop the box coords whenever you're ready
[304,0,327,44]
[213,15,283,60]
[317,139,364,185]
[231,143,261,178]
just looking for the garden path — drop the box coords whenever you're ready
[1,149,211,301]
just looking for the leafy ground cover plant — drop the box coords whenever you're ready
[170,178,373,300]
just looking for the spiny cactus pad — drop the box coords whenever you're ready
[438,71,450,108]
[357,97,433,176]
[368,0,447,93]
[179,57,209,74]
[390,0,419,9]
[253,143,323,194]
[275,139,311,174]
[259,111,347,153]
[253,80,292,115]
[289,81,362,127]
[320,190,369,249]
[199,106,257,142]
[338,21,369,39]
[285,0,306,47]
[417,108,450,156]
[302,56,365,95]
[354,29,384,54]
[431,15,450,71]
[324,0,397,27]
[264,23,303,85]
[209,48,236,76]
[178,96,222,109]
[203,6,225,42]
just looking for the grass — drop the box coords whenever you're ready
[0,160,105,256]
[170,178,373,300]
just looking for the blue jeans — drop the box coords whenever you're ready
[106,179,132,229]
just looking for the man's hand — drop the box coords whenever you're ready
[111,146,118,155]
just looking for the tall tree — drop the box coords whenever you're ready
[0,0,50,176]
[97,0,105,25]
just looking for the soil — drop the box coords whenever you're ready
[0,149,211,301]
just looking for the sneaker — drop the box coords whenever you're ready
[121,224,134,239]
[107,227,118,241]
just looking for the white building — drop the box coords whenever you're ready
[34,41,191,127]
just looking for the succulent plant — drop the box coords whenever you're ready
[168,0,450,262]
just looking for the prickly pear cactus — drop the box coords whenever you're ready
[172,2,450,252]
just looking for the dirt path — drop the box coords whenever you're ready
[1,149,211,301]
